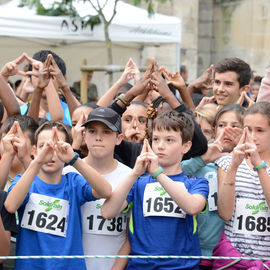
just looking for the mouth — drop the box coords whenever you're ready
[223,138,232,143]
[46,161,55,166]
[157,153,165,158]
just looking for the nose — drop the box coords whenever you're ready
[132,118,138,128]
[95,131,102,141]
[157,139,165,149]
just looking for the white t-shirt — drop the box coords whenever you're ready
[216,155,270,258]
[64,160,132,270]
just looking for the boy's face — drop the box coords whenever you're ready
[151,128,191,171]
[34,129,66,175]
[84,121,123,159]
[213,71,242,106]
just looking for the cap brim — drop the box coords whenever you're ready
[82,118,118,132]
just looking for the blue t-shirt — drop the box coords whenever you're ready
[20,99,71,126]
[9,172,96,270]
[126,172,209,270]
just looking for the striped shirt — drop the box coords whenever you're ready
[216,155,270,258]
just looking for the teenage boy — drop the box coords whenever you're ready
[4,121,112,270]
[64,107,132,270]
[102,110,209,270]
[213,57,251,107]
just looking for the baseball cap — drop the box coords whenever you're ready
[82,107,122,133]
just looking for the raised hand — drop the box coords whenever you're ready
[133,139,149,177]
[72,113,87,150]
[195,96,216,110]
[1,122,17,157]
[236,91,255,109]
[245,128,261,167]
[49,55,67,89]
[150,69,171,97]
[11,122,31,164]
[231,127,247,168]
[144,139,159,175]
[201,128,225,163]
[159,65,186,91]
[52,127,74,163]
[190,64,214,90]
[0,53,27,79]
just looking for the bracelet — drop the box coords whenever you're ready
[118,94,130,106]
[223,181,235,186]
[253,160,267,171]
[152,167,164,179]
[68,152,79,166]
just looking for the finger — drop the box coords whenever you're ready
[15,122,25,138]
[50,55,58,69]
[52,127,59,143]
[14,53,26,65]
[238,128,247,144]
[141,138,148,153]
[44,54,52,68]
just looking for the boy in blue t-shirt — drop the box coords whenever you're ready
[5,121,112,270]
[102,110,209,270]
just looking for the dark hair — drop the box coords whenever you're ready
[215,58,251,88]
[34,121,72,145]
[152,110,194,143]
[0,115,39,145]
[253,76,262,85]
[130,101,147,109]
[79,102,99,110]
[244,102,270,125]
[30,50,66,76]
[213,104,245,128]
[180,65,187,74]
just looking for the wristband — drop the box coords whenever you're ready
[68,152,79,166]
[118,94,130,106]
[253,160,267,171]
[152,167,164,179]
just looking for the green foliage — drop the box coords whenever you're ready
[132,0,167,17]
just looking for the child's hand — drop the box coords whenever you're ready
[132,139,149,177]
[49,55,68,89]
[12,122,31,164]
[237,92,255,109]
[223,126,243,147]
[1,128,16,157]
[231,128,247,168]
[159,66,186,91]
[0,53,27,79]
[244,129,261,167]
[72,113,86,150]
[35,140,55,165]
[53,127,74,163]
[201,129,225,163]
[144,139,159,175]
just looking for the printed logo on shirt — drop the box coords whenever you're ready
[39,199,63,212]
[245,201,268,215]
[154,186,167,196]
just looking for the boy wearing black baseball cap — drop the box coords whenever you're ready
[65,107,132,270]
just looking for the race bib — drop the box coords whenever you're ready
[143,182,186,218]
[21,193,69,237]
[233,198,270,236]
[205,171,218,211]
[82,199,128,235]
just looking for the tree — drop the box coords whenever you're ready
[19,0,166,85]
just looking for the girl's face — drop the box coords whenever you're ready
[198,118,214,142]
[215,110,243,152]
[244,113,270,156]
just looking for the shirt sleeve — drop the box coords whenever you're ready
[0,191,18,235]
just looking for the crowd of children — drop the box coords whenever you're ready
[0,50,270,270]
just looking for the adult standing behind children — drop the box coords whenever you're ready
[102,110,209,270]
[64,107,132,270]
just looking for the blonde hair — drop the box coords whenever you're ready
[194,104,217,127]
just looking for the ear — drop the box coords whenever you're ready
[115,133,124,146]
[240,84,250,93]
[32,145,37,158]
[182,141,192,154]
